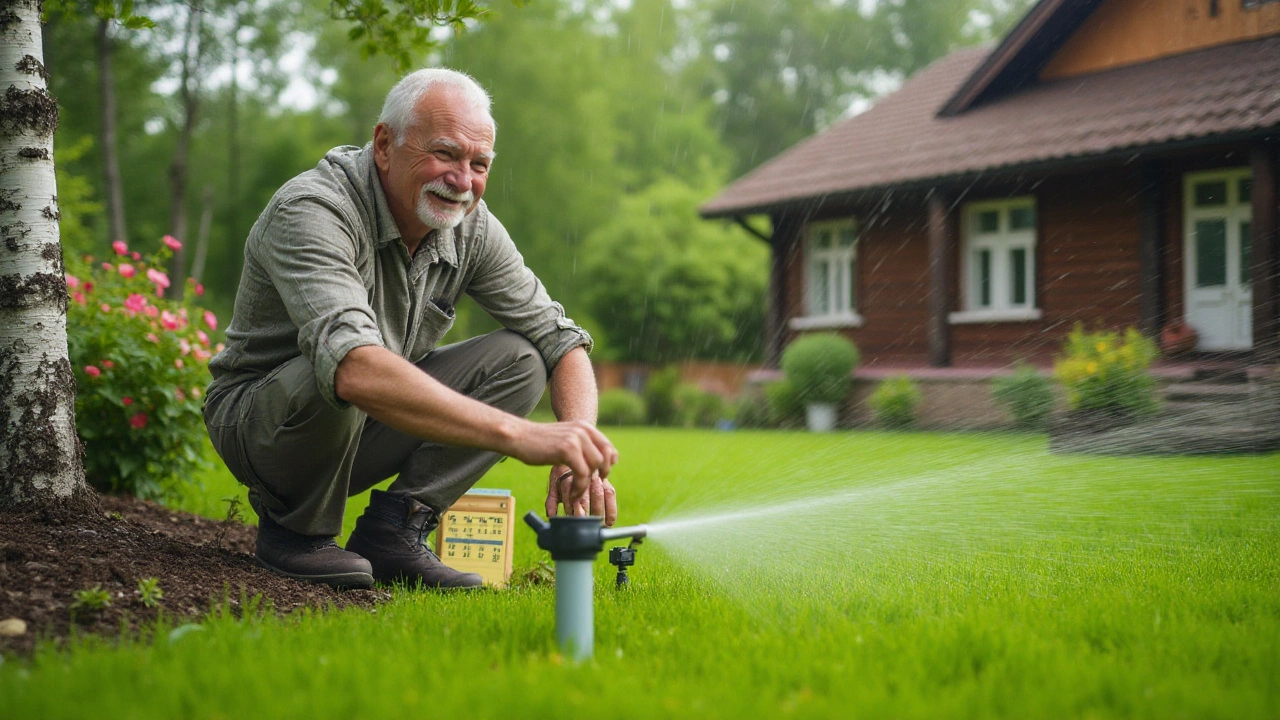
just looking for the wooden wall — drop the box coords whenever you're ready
[1041,0,1280,80]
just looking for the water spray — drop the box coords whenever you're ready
[523,512,648,661]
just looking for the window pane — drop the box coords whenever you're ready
[1194,220,1227,287]
[1009,206,1036,231]
[977,211,999,233]
[813,260,830,314]
[1011,247,1027,305]
[1194,181,1227,207]
[813,230,831,249]
[977,250,992,307]
[833,261,846,314]
[847,257,857,311]
[837,227,856,247]
[1241,221,1252,286]
[1239,178,1252,205]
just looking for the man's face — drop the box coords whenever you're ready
[373,87,495,240]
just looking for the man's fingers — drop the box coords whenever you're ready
[589,474,605,520]
[602,479,618,527]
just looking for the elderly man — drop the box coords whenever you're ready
[204,68,617,590]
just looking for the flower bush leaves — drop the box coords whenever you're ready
[66,239,220,499]
[1053,325,1159,417]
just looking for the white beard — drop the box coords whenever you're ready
[416,180,474,230]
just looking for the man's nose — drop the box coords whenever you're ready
[443,163,473,192]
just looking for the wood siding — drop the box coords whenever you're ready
[1042,0,1280,80]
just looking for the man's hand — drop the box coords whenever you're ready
[546,465,618,526]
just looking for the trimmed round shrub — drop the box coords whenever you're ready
[643,366,680,426]
[675,383,727,428]
[733,390,772,429]
[764,379,804,428]
[65,238,219,499]
[781,334,859,405]
[991,362,1055,429]
[597,388,647,426]
[868,375,923,428]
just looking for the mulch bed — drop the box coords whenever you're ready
[0,492,388,656]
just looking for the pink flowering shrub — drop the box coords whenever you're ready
[65,238,221,498]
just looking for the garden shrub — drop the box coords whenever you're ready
[643,366,680,426]
[733,390,772,429]
[65,238,220,499]
[868,375,923,428]
[764,379,804,428]
[674,383,726,428]
[1053,325,1159,417]
[597,388,647,426]
[780,334,859,405]
[991,362,1055,429]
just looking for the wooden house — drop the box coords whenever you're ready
[701,0,1280,381]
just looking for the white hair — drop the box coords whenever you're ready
[378,68,493,145]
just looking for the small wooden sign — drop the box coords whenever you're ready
[434,489,515,588]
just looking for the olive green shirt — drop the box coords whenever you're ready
[208,143,592,409]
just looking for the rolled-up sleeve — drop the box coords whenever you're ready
[250,196,385,409]
[467,212,592,372]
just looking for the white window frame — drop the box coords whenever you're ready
[791,219,863,330]
[950,197,1042,324]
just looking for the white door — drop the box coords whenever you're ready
[1184,169,1253,350]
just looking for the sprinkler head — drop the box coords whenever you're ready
[523,512,648,561]
[608,542,639,588]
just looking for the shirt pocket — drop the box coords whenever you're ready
[411,297,456,361]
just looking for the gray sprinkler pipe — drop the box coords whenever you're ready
[523,512,648,661]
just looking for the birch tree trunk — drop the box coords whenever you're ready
[0,0,87,505]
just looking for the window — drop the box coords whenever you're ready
[950,198,1041,324]
[791,220,862,330]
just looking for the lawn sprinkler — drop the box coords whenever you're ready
[609,538,642,588]
[523,512,648,661]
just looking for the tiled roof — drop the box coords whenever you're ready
[701,35,1280,218]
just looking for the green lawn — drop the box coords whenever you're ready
[2,430,1278,719]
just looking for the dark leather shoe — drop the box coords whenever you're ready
[345,490,483,590]
[255,515,374,589]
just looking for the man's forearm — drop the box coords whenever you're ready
[550,346,597,424]
[335,344,525,453]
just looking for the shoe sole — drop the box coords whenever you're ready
[256,557,375,590]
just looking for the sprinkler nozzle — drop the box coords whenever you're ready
[522,511,648,561]
[608,539,641,588]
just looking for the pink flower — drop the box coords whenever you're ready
[161,310,180,331]
[196,330,210,346]
[179,338,191,355]
[216,343,225,353]
[118,263,135,279]
[83,365,101,377]
[101,262,113,271]
[190,387,202,399]
[101,360,114,369]
[131,251,141,261]
[194,283,204,296]
[163,235,182,251]
[99,303,111,313]
[122,397,133,406]
[146,268,170,290]
[174,358,184,369]
[144,305,159,318]
[124,293,147,313]
[129,412,148,429]
[192,347,211,362]
[65,274,80,288]
[174,388,187,401]
[203,310,218,331]
[112,240,128,256]
[72,291,86,305]
[145,333,159,343]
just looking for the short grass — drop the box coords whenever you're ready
[2,430,1278,719]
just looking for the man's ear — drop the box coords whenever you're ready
[372,124,392,172]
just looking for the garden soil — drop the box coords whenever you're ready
[0,492,388,655]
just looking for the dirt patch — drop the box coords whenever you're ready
[0,493,388,655]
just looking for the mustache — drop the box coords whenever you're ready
[422,180,474,205]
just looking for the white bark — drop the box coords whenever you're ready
[0,0,86,503]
